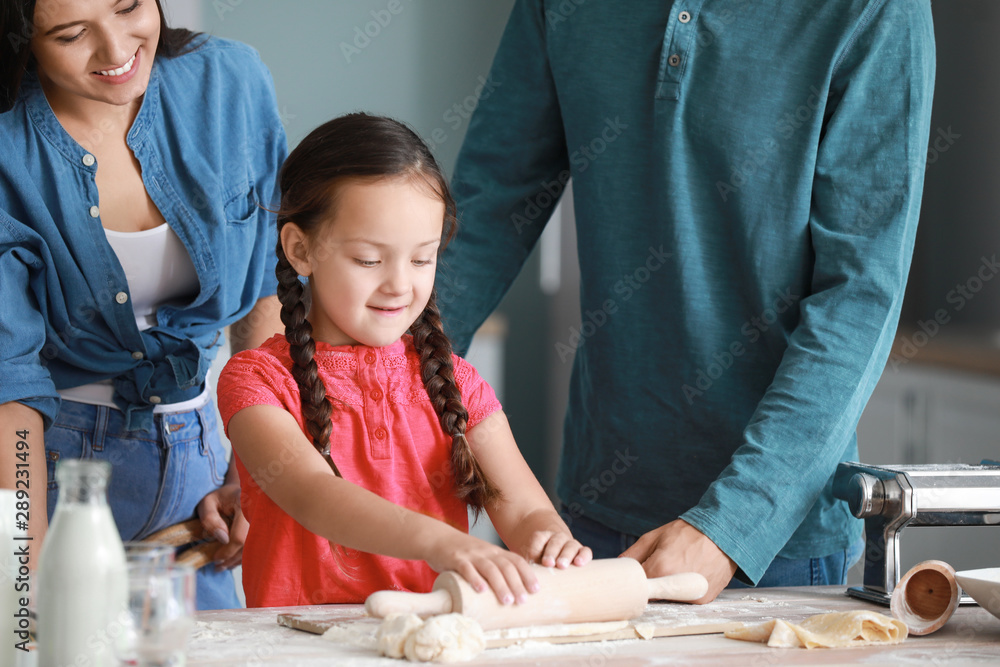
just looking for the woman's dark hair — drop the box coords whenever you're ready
[0,0,203,112]
[276,112,501,511]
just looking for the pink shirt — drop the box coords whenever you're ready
[217,334,501,607]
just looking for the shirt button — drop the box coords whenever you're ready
[82,153,96,166]
[131,351,144,360]
[115,292,129,304]
[668,54,681,67]
[89,205,100,218]
[149,395,162,405]
[374,427,387,440]
[365,353,376,364]
[370,389,382,401]
[678,10,692,23]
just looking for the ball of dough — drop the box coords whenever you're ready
[376,613,425,659]
[403,613,485,663]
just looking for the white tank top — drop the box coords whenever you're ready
[58,224,207,411]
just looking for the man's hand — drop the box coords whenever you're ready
[620,519,736,604]
[196,483,248,571]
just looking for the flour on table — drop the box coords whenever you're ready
[322,620,379,651]
[739,595,788,606]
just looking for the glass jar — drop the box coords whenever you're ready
[37,460,127,667]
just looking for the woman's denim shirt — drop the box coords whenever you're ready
[0,38,287,431]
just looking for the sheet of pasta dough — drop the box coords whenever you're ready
[724,610,907,649]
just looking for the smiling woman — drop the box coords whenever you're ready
[0,0,198,111]
[29,0,161,114]
[0,0,287,613]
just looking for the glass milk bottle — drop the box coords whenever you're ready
[38,460,127,667]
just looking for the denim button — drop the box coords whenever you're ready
[89,205,100,218]
[82,153,96,166]
[149,395,162,404]
[669,54,681,67]
[116,292,129,304]
[132,350,144,360]
[678,11,692,23]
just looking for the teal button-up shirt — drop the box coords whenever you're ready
[438,0,935,582]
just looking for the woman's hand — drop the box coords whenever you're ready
[424,532,541,606]
[196,482,248,571]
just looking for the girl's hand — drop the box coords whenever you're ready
[426,533,541,605]
[523,529,592,569]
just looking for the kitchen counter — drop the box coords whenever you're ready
[186,586,1000,666]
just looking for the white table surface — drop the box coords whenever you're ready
[179,586,1000,666]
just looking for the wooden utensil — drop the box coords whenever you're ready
[365,558,708,630]
[890,560,960,635]
[140,518,223,570]
[277,612,739,647]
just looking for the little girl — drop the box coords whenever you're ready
[217,113,591,607]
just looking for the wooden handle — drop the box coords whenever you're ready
[176,542,221,571]
[890,560,959,635]
[646,572,708,602]
[142,518,206,547]
[365,589,453,619]
[140,518,230,571]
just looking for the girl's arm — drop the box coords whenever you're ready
[227,403,541,604]
[468,410,592,569]
[199,295,284,570]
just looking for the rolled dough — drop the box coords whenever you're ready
[724,610,908,649]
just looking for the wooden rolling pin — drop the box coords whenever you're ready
[140,518,223,570]
[365,558,708,631]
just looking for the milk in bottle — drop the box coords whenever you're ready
[37,460,127,666]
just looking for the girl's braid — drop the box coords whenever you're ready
[410,289,501,510]
[275,241,341,476]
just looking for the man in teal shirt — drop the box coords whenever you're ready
[438,0,936,601]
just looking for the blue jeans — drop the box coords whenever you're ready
[563,507,864,587]
[46,400,241,610]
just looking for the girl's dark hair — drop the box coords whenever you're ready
[1,0,203,112]
[276,112,501,510]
